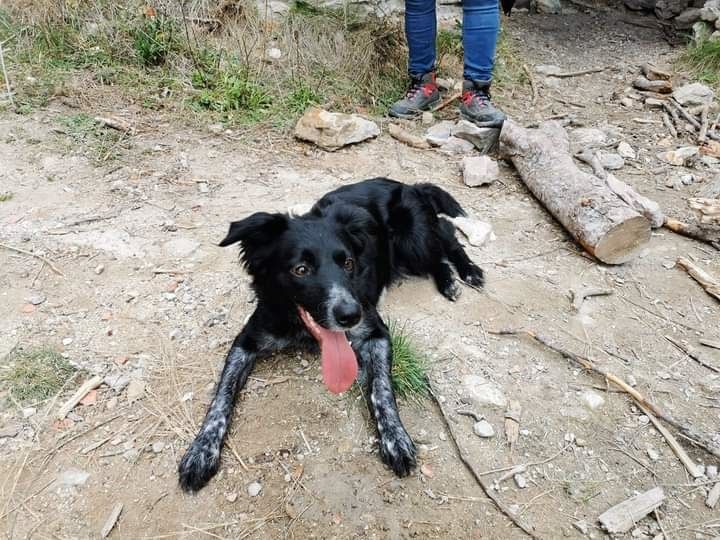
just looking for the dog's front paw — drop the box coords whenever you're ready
[379,428,417,477]
[440,281,462,302]
[178,438,220,493]
[460,264,484,288]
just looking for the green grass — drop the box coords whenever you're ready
[680,38,720,87]
[493,27,528,91]
[0,192,13,202]
[58,113,125,162]
[389,322,429,401]
[1,348,76,405]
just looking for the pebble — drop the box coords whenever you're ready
[659,146,699,166]
[620,97,635,108]
[226,492,238,503]
[438,432,447,442]
[617,141,636,159]
[22,407,37,418]
[151,442,165,453]
[415,429,431,444]
[57,468,90,487]
[266,47,282,60]
[420,464,435,478]
[462,155,499,187]
[106,396,119,410]
[208,123,224,135]
[123,449,141,462]
[580,390,605,410]
[574,520,590,535]
[247,481,262,497]
[27,293,46,305]
[94,264,105,275]
[424,120,455,146]
[473,420,496,438]
[707,465,718,478]
[514,474,528,489]
[681,174,695,185]
[105,373,130,392]
[62,337,73,346]
[627,374,638,386]
[638,415,650,426]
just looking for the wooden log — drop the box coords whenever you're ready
[606,174,665,228]
[598,487,665,534]
[677,257,720,302]
[633,76,672,94]
[663,218,720,250]
[500,120,651,264]
[387,123,430,149]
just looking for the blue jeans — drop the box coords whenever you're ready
[405,0,500,82]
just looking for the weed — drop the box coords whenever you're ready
[192,68,273,122]
[437,23,463,68]
[1,347,76,405]
[389,321,429,401]
[58,113,125,162]
[0,192,13,202]
[493,27,527,91]
[132,13,177,67]
[680,38,720,87]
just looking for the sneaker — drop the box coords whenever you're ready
[388,73,440,119]
[459,80,506,127]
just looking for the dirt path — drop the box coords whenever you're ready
[1,10,719,540]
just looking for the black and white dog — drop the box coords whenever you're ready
[178,177,484,492]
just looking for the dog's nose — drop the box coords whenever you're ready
[333,302,362,328]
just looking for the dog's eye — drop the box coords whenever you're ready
[344,258,354,272]
[292,264,309,277]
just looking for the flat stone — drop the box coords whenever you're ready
[617,142,636,159]
[425,120,456,146]
[57,468,90,487]
[294,107,379,151]
[438,136,475,155]
[247,481,262,497]
[462,375,507,408]
[673,83,715,107]
[473,420,496,438]
[462,156,499,187]
[452,120,500,154]
[598,151,625,170]
[580,390,605,410]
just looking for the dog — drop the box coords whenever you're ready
[178,177,484,492]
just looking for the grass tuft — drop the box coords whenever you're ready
[58,113,125,162]
[1,347,76,405]
[0,192,13,202]
[679,38,720,87]
[389,321,429,401]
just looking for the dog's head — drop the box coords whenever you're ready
[219,204,377,332]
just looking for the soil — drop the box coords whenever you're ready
[1,8,719,540]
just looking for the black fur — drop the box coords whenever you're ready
[178,178,484,492]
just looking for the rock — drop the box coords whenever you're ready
[681,173,695,185]
[21,407,37,418]
[514,474,528,488]
[473,420,496,438]
[598,152,625,170]
[658,146,699,165]
[294,107,379,151]
[707,465,718,478]
[151,442,165,453]
[581,390,605,410]
[645,97,665,108]
[620,97,635,108]
[163,238,200,258]
[420,463,435,478]
[57,468,90,487]
[647,446,660,461]
[94,264,105,275]
[208,123,224,135]
[450,216,495,247]
[123,448,140,462]
[462,375,507,408]
[462,156,499,187]
[676,7,702,28]
[422,112,434,125]
[673,83,715,107]
[701,0,720,22]
[655,0,687,19]
[126,379,145,402]
[625,0,656,10]
[665,177,683,189]
[27,293,46,305]
[62,337,73,346]
[452,120,500,154]
[438,136,475,155]
[617,142,636,159]
[0,424,20,438]
[265,47,282,60]
[105,373,130,392]
[425,120,456,146]
[534,0,561,13]
[226,492,238,503]
[247,481,262,497]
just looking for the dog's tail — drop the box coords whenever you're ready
[415,183,467,218]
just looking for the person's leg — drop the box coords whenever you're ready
[458,0,506,126]
[389,0,440,118]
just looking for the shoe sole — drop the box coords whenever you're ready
[388,97,441,119]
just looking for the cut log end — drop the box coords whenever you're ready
[593,216,651,264]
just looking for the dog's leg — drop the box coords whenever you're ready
[438,218,484,287]
[431,259,462,301]
[178,316,270,492]
[356,323,416,476]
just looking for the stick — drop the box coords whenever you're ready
[55,376,104,420]
[700,104,710,143]
[431,90,461,113]
[547,66,608,78]
[571,287,614,310]
[700,338,720,350]
[665,335,720,374]
[0,40,13,106]
[387,123,430,149]
[427,383,540,538]
[522,64,537,105]
[490,329,720,461]
[662,111,677,138]
[663,218,720,250]
[677,257,720,302]
[0,242,65,276]
[100,503,123,538]
[598,487,666,534]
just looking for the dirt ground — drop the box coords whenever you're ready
[1,8,720,540]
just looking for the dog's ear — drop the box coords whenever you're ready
[332,205,378,254]
[219,212,288,249]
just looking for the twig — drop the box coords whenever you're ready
[490,329,720,461]
[699,338,720,350]
[100,503,124,538]
[299,429,312,454]
[431,90,461,113]
[664,218,720,250]
[571,287,614,310]
[522,64,537,105]
[56,375,104,420]
[699,104,710,143]
[665,335,720,375]
[676,257,720,302]
[0,242,64,276]
[456,408,483,422]
[387,123,430,149]
[670,99,720,142]
[477,444,572,477]
[427,382,540,538]
[662,111,677,138]
[546,66,608,78]
[0,40,13,106]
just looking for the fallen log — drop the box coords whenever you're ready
[500,120,650,264]
[663,218,720,250]
[387,123,430,150]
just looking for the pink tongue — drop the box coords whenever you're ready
[298,308,358,394]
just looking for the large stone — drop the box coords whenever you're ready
[462,156,499,187]
[676,7,702,28]
[655,0,688,19]
[425,120,456,147]
[462,375,507,408]
[598,151,625,170]
[294,107,379,151]
[701,0,720,21]
[452,120,500,154]
[438,136,475,155]
[673,82,715,107]
[450,216,495,247]
[534,0,562,13]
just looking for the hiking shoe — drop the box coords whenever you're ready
[459,80,506,127]
[388,73,440,119]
